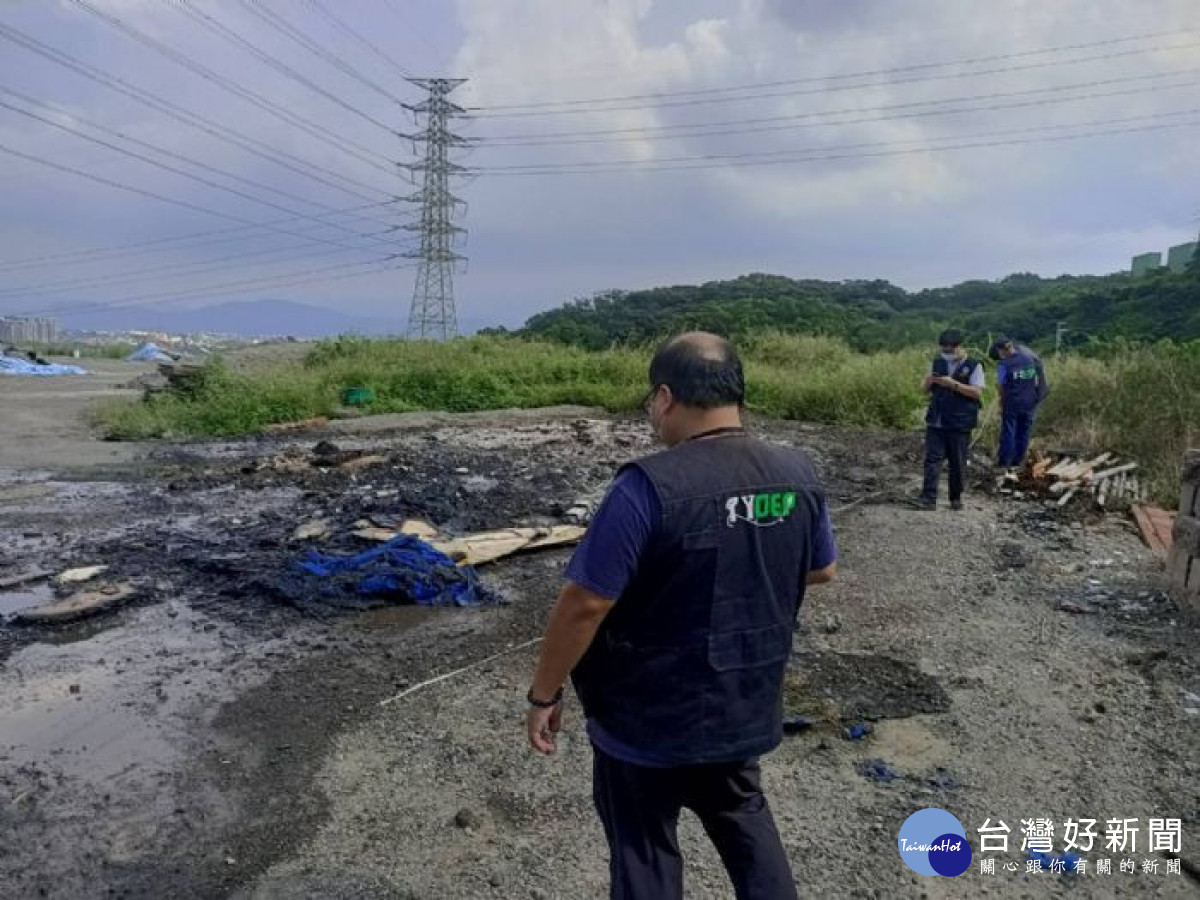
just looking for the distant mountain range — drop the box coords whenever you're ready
[58,299,493,338]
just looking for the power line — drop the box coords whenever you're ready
[0,232,415,300]
[304,0,414,79]
[377,0,442,71]
[474,28,1200,109]
[471,38,1200,118]
[479,69,1200,147]
[20,258,411,319]
[0,99,399,253]
[0,86,397,234]
[66,0,397,172]
[171,0,403,129]
[476,110,1200,175]
[0,202,394,273]
[230,0,410,100]
[0,22,395,202]
[0,140,406,259]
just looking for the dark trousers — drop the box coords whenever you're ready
[997,409,1036,467]
[591,744,798,900]
[922,427,970,502]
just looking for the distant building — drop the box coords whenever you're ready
[1166,241,1198,274]
[0,316,59,345]
[1130,251,1163,276]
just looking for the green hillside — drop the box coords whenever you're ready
[509,267,1200,352]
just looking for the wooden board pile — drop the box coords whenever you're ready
[1000,451,1146,509]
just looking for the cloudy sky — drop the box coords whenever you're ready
[1,0,1197,331]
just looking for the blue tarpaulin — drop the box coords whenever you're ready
[0,357,89,376]
[127,342,175,363]
[294,533,503,608]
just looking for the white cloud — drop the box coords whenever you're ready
[2,0,1198,325]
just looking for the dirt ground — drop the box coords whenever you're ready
[0,367,1197,899]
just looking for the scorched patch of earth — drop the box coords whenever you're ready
[1,410,1196,899]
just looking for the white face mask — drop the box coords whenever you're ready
[940,352,959,363]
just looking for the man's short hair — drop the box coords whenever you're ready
[649,332,745,409]
[938,329,965,347]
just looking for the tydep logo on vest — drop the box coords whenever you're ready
[897,808,972,877]
[724,492,796,527]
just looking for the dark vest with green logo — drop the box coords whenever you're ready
[1000,346,1044,413]
[571,434,825,765]
[925,355,982,431]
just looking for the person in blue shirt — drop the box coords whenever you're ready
[990,336,1049,469]
[524,332,838,900]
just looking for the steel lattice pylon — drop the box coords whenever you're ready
[401,78,469,340]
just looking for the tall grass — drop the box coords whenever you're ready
[97,333,1198,501]
[98,334,928,438]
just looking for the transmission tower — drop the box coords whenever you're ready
[401,78,470,340]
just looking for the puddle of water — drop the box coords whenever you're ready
[0,583,54,618]
[0,603,227,780]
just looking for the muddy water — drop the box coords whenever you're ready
[0,583,53,618]
[0,599,287,784]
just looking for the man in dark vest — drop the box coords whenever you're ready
[990,335,1049,469]
[524,332,838,900]
[917,329,985,510]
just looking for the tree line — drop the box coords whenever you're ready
[492,264,1200,353]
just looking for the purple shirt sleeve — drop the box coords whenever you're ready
[565,467,659,601]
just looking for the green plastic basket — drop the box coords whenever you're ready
[341,386,376,407]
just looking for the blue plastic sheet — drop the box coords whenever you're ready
[295,533,503,608]
[0,357,89,376]
[127,342,175,363]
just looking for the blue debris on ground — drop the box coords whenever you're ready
[854,758,900,783]
[279,534,506,613]
[843,721,873,740]
[0,357,89,376]
[926,767,962,791]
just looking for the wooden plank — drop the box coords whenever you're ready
[400,519,439,540]
[1056,487,1080,507]
[1148,507,1176,555]
[1060,452,1113,481]
[1131,504,1157,552]
[1090,462,1138,484]
[1132,504,1172,560]
[435,526,586,566]
[1047,457,1075,477]
[353,524,586,566]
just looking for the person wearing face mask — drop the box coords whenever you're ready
[917,329,985,510]
[523,332,838,900]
